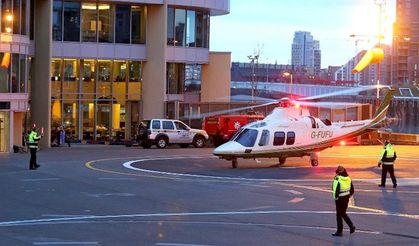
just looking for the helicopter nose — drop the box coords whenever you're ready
[213,141,244,156]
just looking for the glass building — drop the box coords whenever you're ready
[0,0,230,151]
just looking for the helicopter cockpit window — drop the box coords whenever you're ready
[234,128,258,147]
[258,129,270,146]
[286,131,296,145]
[273,131,285,146]
[249,121,266,128]
[231,128,244,141]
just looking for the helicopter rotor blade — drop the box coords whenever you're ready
[184,101,276,120]
[299,85,389,101]
[294,101,365,108]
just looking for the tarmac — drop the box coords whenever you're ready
[0,144,418,245]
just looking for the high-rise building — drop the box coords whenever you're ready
[0,0,230,152]
[392,0,419,86]
[291,31,321,75]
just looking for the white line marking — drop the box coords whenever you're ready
[22,178,60,182]
[156,243,213,246]
[33,242,98,245]
[288,198,304,203]
[42,214,91,218]
[122,157,419,184]
[84,193,135,198]
[1,210,417,227]
[285,190,304,195]
[98,177,137,181]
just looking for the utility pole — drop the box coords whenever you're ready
[247,55,259,103]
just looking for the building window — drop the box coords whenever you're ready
[112,60,127,103]
[167,7,175,45]
[128,61,141,100]
[195,11,203,48]
[203,12,209,48]
[63,1,80,41]
[19,55,27,93]
[51,58,142,142]
[167,7,209,48]
[174,9,186,46]
[21,0,27,35]
[63,59,79,99]
[0,53,28,93]
[2,0,12,33]
[98,3,114,43]
[167,63,185,94]
[131,5,145,44]
[30,0,34,39]
[12,0,20,34]
[97,60,111,97]
[186,10,195,47]
[81,2,97,42]
[11,54,19,92]
[115,5,130,43]
[184,64,201,93]
[51,59,62,99]
[53,0,63,41]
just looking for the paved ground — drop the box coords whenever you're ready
[0,144,418,245]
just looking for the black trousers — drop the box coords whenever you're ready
[29,148,37,169]
[335,195,354,233]
[381,164,397,186]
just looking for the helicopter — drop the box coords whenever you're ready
[213,89,395,168]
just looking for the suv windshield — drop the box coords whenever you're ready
[233,128,258,147]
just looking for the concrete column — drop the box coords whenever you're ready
[31,0,52,148]
[142,4,167,119]
[201,52,231,102]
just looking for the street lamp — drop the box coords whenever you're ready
[247,55,259,103]
[283,72,293,95]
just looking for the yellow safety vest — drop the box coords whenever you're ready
[332,175,351,199]
[380,144,395,164]
[381,144,395,158]
[29,131,41,149]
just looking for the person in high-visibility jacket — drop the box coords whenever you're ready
[28,125,43,170]
[378,140,397,188]
[332,165,355,236]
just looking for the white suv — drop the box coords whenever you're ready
[137,119,209,148]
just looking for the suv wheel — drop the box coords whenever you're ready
[193,136,206,148]
[156,136,168,149]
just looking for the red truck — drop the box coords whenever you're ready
[203,114,265,146]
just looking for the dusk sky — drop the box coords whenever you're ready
[210,0,396,67]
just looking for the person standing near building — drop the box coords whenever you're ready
[332,165,356,236]
[378,140,397,188]
[28,125,43,170]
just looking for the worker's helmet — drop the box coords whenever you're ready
[384,140,390,146]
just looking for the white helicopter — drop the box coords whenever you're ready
[213,89,395,168]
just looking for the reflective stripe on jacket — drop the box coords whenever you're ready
[28,131,41,149]
[332,175,352,199]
